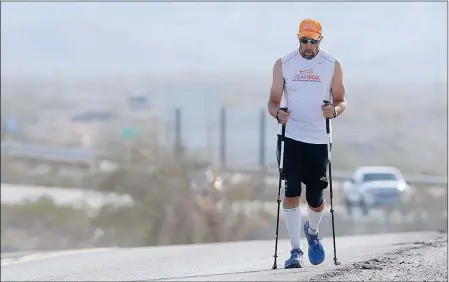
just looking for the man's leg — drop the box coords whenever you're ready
[283,196,302,252]
[307,202,325,235]
[303,142,329,265]
[279,136,304,268]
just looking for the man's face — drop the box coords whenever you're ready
[299,36,321,59]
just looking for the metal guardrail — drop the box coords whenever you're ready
[2,142,447,186]
[1,142,107,163]
[224,167,448,187]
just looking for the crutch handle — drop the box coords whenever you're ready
[322,101,331,134]
[279,107,288,138]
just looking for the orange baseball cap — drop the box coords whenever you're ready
[298,19,322,40]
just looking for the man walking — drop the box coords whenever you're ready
[267,18,347,268]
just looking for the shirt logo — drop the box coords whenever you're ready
[292,68,321,82]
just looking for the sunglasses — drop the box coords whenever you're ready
[299,37,320,44]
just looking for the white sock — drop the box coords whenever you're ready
[307,205,324,235]
[284,207,301,250]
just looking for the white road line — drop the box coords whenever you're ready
[1,247,115,266]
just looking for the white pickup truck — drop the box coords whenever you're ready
[342,166,412,216]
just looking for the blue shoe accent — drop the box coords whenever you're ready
[304,221,325,265]
[284,248,304,269]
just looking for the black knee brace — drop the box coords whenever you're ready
[306,186,325,208]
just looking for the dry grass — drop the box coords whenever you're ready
[0,142,269,252]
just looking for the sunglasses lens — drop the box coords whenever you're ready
[300,38,319,44]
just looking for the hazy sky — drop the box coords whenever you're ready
[1,2,447,82]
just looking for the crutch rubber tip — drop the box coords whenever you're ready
[272,264,277,269]
[334,260,341,265]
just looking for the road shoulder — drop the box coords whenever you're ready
[311,233,448,281]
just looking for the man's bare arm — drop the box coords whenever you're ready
[331,59,347,117]
[268,59,285,118]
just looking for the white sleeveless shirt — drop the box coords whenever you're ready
[278,48,336,144]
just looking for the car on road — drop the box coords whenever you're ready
[342,166,412,216]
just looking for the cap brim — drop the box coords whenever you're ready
[298,31,320,40]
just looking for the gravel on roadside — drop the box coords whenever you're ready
[311,234,448,281]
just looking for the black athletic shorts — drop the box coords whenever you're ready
[276,135,329,202]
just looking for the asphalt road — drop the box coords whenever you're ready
[1,231,446,281]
